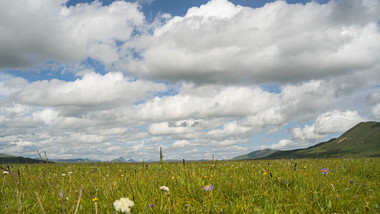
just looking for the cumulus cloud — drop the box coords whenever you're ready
[0,0,379,160]
[264,139,299,150]
[367,91,380,119]
[149,122,196,135]
[312,110,366,134]
[33,109,62,125]
[265,110,367,150]
[13,72,166,115]
[124,0,380,85]
[0,0,144,68]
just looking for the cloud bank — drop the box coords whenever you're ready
[0,0,379,160]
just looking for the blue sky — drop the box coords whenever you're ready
[0,0,379,161]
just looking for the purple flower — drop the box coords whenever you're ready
[150,204,155,208]
[350,179,354,183]
[321,168,328,175]
[294,163,297,171]
[203,184,213,191]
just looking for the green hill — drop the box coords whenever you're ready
[0,153,16,158]
[0,155,48,164]
[260,121,380,159]
[231,149,278,160]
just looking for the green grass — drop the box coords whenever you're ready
[1,158,379,213]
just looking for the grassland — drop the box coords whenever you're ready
[1,158,379,213]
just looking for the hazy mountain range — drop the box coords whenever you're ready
[1,121,379,164]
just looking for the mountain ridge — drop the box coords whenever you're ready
[233,121,380,160]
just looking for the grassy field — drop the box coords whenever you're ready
[1,158,379,213]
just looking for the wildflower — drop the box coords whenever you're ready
[203,184,213,191]
[68,172,72,175]
[365,204,370,211]
[62,174,65,177]
[294,163,297,171]
[362,183,365,186]
[113,197,134,214]
[150,204,155,208]
[321,168,328,175]
[92,197,98,202]
[2,171,9,175]
[160,186,169,193]
[350,179,354,184]
[263,172,267,176]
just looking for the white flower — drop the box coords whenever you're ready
[68,172,72,175]
[3,171,9,175]
[160,186,169,192]
[62,174,65,177]
[113,197,134,213]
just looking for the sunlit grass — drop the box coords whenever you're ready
[1,158,379,213]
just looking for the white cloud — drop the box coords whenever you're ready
[33,108,62,125]
[291,125,324,141]
[265,110,367,150]
[0,0,144,68]
[137,83,276,121]
[298,110,366,140]
[0,0,379,160]
[124,0,380,85]
[172,140,192,148]
[264,138,316,150]
[13,72,166,115]
[149,122,196,135]
[372,104,380,119]
[206,121,252,139]
[368,91,380,119]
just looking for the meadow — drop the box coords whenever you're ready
[1,158,379,213]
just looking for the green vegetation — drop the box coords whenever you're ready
[262,121,380,159]
[231,149,277,160]
[0,153,16,158]
[1,158,379,213]
[0,156,47,164]
[234,121,380,160]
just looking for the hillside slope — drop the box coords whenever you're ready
[232,149,278,160]
[0,156,48,164]
[261,121,380,159]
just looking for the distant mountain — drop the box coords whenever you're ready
[50,158,102,163]
[261,121,380,159]
[110,157,136,163]
[231,149,278,160]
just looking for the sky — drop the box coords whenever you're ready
[0,0,379,161]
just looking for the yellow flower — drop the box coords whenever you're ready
[365,204,370,211]
[263,172,267,176]
[210,175,213,178]
[92,197,98,202]
[204,175,208,178]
